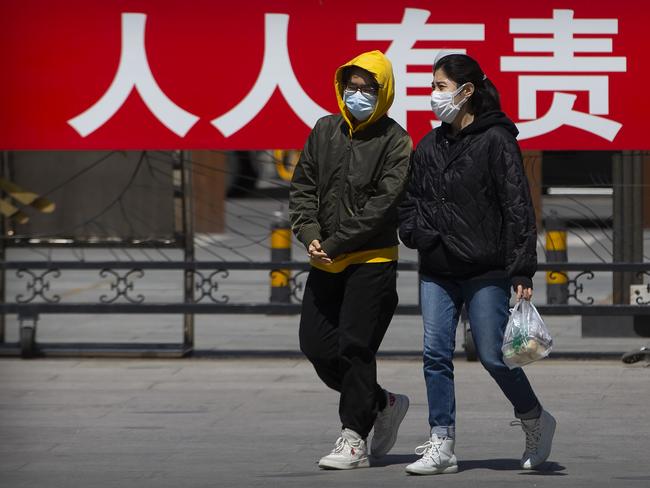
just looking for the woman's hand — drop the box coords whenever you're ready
[308,239,332,264]
[515,284,533,301]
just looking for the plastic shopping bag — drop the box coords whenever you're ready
[501,300,553,369]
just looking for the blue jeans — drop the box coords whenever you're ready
[420,275,540,438]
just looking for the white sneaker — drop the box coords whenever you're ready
[515,409,556,469]
[370,391,410,457]
[318,429,370,470]
[405,434,458,475]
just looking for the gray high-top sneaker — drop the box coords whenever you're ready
[318,428,370,470]
[516,409,556,469]
[405,434,458,475]
[370,391,410,457]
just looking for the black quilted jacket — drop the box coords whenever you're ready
[398,111,537,289]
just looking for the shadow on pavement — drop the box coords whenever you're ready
[519,462,567,476]
[370,454,420,467]
[459,459,566,475]
[261,471,331,478]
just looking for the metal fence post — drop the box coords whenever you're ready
[546,210,568,304]
[180,150,195,353]
[613,151,643,304]
[0,151,6,344]
[270,210,291,304]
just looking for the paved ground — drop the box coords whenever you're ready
[0,357,649,488]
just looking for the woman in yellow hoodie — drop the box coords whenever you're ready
[289,50,412,470]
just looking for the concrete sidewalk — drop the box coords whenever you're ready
[0,357,649,488]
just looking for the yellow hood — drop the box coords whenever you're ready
[335,50,395,134]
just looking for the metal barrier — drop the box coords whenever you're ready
[545,211,568,304]
[269,212,292,305]
[1,260,649,358]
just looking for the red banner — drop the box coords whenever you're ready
[1,0,647,149]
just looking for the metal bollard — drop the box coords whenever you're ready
[270,210,292,304]
[545,211,568,304]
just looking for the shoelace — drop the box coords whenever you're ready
[510,420,542,452]
[331,436,362,455]
[414,439,443,461]
[331,436,346,454]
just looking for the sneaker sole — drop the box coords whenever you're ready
[371,396,410,457]
[522,414,557,469]
[318,457,370,470]
[405,464,458,475]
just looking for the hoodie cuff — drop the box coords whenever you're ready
[320,236,343,260]
[511,275,533,292]
[297,224,322,249]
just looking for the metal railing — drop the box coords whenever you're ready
[1,260,649,358]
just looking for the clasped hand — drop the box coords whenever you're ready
[308,240,332,264]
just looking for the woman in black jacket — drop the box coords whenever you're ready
[398,53,556,475]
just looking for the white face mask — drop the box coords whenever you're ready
[430,83,469,123]
[343,90,377,121]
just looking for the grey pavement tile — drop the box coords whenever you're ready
[0,358,649,488]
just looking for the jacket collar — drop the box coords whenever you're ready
[436,125,475,171]
[338,114,389,140]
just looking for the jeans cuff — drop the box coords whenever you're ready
[515,403,542,420]
[431,425,455,439]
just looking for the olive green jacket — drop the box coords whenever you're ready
[289,113,411,259]
[289,50,411,260]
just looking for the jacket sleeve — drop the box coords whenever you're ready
[397,149,423,249]
[289,122,322,249]
[320,134,412,258]
[491,131,538,289]
[397,145,441,251]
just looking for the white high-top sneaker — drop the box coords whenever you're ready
[370,391,410,457]
[318,428,370,470]
[405,434,458,475]
[516,410,556,469]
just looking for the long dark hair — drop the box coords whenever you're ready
[435,54,500,116]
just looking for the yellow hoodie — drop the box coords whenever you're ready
[335,50,396,135]
[310,50,399,273]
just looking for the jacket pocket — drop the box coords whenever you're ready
[353,184,376,214]
[410,201,441,250]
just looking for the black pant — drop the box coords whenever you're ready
[299,261,398,438]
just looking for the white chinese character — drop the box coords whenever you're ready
[212,14,328,137]
[68,13,199,138]
[357,8,484,129]
[500,9,627,141]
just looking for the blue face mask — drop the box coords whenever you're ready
[343,90,377,121]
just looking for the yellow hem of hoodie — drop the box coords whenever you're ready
[310,246,398,273]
